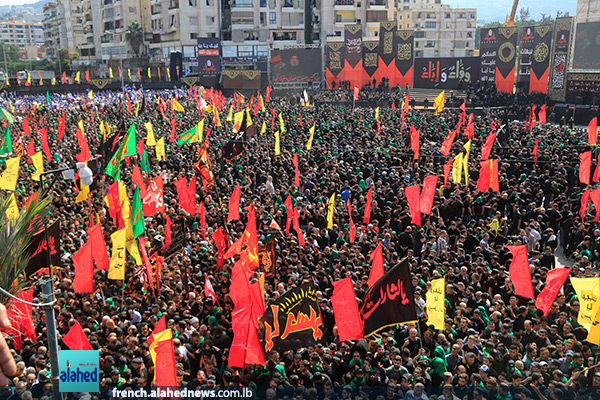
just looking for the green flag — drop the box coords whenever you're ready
[140,149,151,175]
[0,108,14,124]
[124,123,136,156]
[0,127,12,155]
[177,125,197,145]
[46,91,50,105]
[106,126,135,177]
[132,187,144,238]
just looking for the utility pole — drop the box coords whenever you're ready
[2,44,8,75]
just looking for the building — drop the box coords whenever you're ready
[397,0,476,57]
[43,2,63,59]
[0,19,44,48]
[98,0,152,61]
[321,0,396,39]
[43,0,87,60]
[576,0,600,22]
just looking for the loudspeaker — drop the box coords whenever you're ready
[170,52,183,81]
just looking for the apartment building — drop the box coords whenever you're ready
[321,0,396,39]
[398,0,476,58]
[43,0,89,59]
[0,19,44,48]
[98,0,152,60]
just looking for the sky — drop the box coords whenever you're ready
[0,0,580,24]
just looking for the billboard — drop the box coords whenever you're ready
[344,24,363,87]
[271,49,321,83]
[480,27,500,86]
[518,25,552,93]
[572,21,600,71]
[414,57,480,89]
[549,17,574,102]
[197,38,220,87]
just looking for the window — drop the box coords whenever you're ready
[445,13,450,18]
[129,7,136,13]
[425,40,435,47]
[189,0,197,4]
[232,0,252,7]
[415,31,424,38]
[269,12,276,24]
[206,0,214,5]
[425,21,436,28]
[190,16,198,25]
[206,16,215,24]
[190,33,198,39]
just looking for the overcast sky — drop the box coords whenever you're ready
[0,0,580,24]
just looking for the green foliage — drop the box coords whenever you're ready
[126,21,144,58]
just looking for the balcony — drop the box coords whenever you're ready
[232,0,253,7]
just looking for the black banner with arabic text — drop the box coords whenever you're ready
[25,219,61,278]
[413,57,480,89]
[379,21,397,66]
[344,24,363,68]
[262,283,324,352]
[197,38,220,88]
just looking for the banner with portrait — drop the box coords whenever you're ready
[549,17,574,101]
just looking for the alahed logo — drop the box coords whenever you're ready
[59,350,99,393]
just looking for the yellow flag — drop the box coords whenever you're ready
[6,193,19,222]
[307,125,316,150]
[489,218,499,234]
[156,137,166,161]
[145,122,156,146]
[274,131,280,156]
[135,101,140,117]
[246,108,252,127]
[232,111,244,133]
[588,303,600,345]
[434,91,445,115]
[147,68,151,79]
[452,153,463,184]
[128,69,132,80]
[88,90,94,99]
[260,94,265,112]
[107,124,112,136]
[75,71,80,83]
[166,67,171,80]
[196,119,204,143]
[78,120,85,136]
[108,228,127,280]
[109,67,114,79]
[118,181,132,224]
[51,78,56,85]
[375,107,380,121]
[260,121,266,135]
[426,277,445,330]
[100,120,106,141]
[27,72,31,84]
[279,113,285,133]
[126,223,142,265]
[571,277,600,331]
[75,184,89,204]
[326,193,335,230]
[462,140,471,185]
[0,156,20,191]
[5,73,10,86]
[172,99,184,112]
[31,151,43,181]
[213,105,221,127]
[226,106,233,122]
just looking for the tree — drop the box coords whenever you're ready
[126,21,144,58]
[0,43,22,72]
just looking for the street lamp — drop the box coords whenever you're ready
[38,163,94,400]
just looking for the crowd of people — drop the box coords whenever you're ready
[1,83,599,400]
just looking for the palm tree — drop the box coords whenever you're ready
[0,193,50,304]
[126,21,144,58]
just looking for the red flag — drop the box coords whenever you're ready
[212,227,226,270]
[410,125,420,160]
[594,154,600,183]
[199,201,206,239]
[148,316,166,346]
[353,87,359,101]
[76,127,91,162]
[507,245,534,299]
[539,104,547,123]
[62,71,66,83]
[292,153,300,187]
[137,68,141,81]
[531,105,537,129]
[105,182,125,228]
[284,194,293,234]
[131,165,147,198]
[271,109,276,130]
[62,321,93,350]
[127,97,132,114]
[142,176,164,217]
[136,138,145,158]
[26,140,34,164]
[40,129,51,161]
[152,331,178,388]
[420,175,438,215]
[230,296,266,368]
[535,268,571,316]
[592,188,600,222]
[292,207,305,247]
[204,274,217,304]
[347,200,355,243]
[228,183,241,221]
[580,151,592,185]
[169,118,176,143]
[72,241,93,293]
[478,160,491,192]
[443,157,453,187]
[590,118,598,146]
[22,117,30,137]
[138,237,155,293]
[481,131,497,160]
[85,70,90,83]
[460,102,466,114]
[440,129,457,156]
[224,205,259,269]
[188,176,197,213]
[57,112,66,141]
[229,260,252,305]
[331,278,364,341]
[175,174,191,213]
[162,214,172,251]
[582,189,591,222]
[405,185,421,225]
[491,160,500,192]
[363,186,372,225]
[266,85,272,102]
[464,120,475,139]
[533,139,539,165]
[368,242,384,287]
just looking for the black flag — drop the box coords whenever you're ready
[25,219,61,278]
[360,258,417,337]
[262,283,324,352]
[223,111,255,161]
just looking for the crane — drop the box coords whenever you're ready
[505,0,519,27]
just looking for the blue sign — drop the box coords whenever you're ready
[59,350,99,393]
